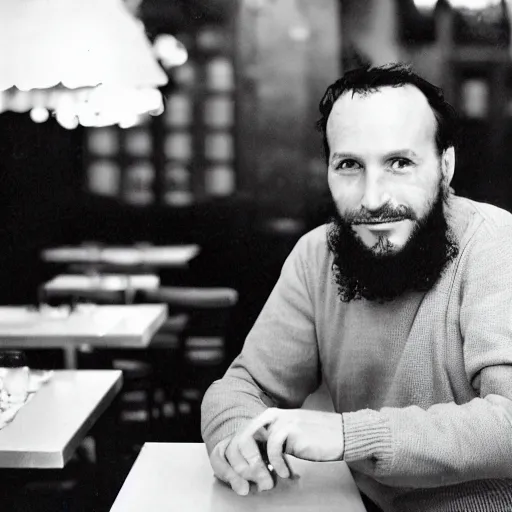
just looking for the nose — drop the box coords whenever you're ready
[360,169,390,212]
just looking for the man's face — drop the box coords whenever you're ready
[326,85,450,254]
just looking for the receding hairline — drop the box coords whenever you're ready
[326,83,439,140]
[328,83,433,111]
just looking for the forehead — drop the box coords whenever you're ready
[326,85,438,153]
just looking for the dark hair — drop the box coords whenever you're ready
[317,63,459,163]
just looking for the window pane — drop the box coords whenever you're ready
[125,129,153,157]
[87,128,119,156]
[87,160,121,196]
[205,133,234,161]
[206,57,234,91]
[164,133,192,161]
[164,163,193,206]
[203,96,234,127]
[165,94,192,127]
[124,162,155,205]
[461,79,489,119]
[197,27,228,52]
[173,62,197,87]
[205,165,235,196]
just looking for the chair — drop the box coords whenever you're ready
[140,286,239,441]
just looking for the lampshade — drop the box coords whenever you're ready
[0,0,170,128]
[413,0,438,13]
[413,0,504,13]
[448,0,502,9]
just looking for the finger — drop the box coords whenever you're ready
[211,439,250,496]
[266,423,291,479]
[237,434,275,492]
[244,408,279,439]
[225,438,251,479]
[225,434,272,491]
[215,465,251,496]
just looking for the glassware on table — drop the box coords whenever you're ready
[0,350,29,405]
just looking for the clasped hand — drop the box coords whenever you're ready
[210,408,344,496]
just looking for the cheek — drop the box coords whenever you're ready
[405,163,441,203]
[388,171,440,215]
[400,181,439,218]
[328,176,360,212]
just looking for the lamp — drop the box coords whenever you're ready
[413,0,439,14]
[413,0,507,13]
[0,0,171,128]
[448,0,502,9]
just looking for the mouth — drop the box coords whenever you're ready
[353,218,407,225]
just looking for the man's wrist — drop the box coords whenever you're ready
[326,411,345,460]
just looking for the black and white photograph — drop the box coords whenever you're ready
[0,0,511,511]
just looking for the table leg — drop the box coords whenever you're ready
[63,346,78,369]
[91,394,126,510]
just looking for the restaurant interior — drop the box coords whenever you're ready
[0,0,510,510]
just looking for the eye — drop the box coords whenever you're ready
[388,157,413,172]
[334,159,362,173]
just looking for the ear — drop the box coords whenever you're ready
[441,146,455,186]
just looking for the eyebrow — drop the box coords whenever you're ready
[386,150,419,159]
[330,152,359,165]
[330,150,420,164]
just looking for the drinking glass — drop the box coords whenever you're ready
[0,350,29,405]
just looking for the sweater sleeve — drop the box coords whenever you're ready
[201,236,321,455]
[341,225,512,488]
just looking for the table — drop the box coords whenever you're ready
[41,273,161,304]
[43,274,160,293]
[0,304,167,368]
[42,245,201,269]
[0,370,122,468]
[109,443,366,512]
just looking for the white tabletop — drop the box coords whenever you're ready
[42,245,201,268]
[109,443,366,512]
[43,274,160,292]
[0,304,167,368]
[0,370,122,468]
[0,304,167,348]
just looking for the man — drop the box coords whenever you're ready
[201,64,512,511]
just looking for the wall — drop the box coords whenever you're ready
[0,113,84,304]
[236,0,342,227]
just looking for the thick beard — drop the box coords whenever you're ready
[327,188,459,303]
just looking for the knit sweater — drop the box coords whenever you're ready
[201,195,512,512]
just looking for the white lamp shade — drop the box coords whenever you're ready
[0,0,168,91]
[0,0,170,127]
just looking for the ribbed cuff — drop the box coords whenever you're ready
[342,409,394,470]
